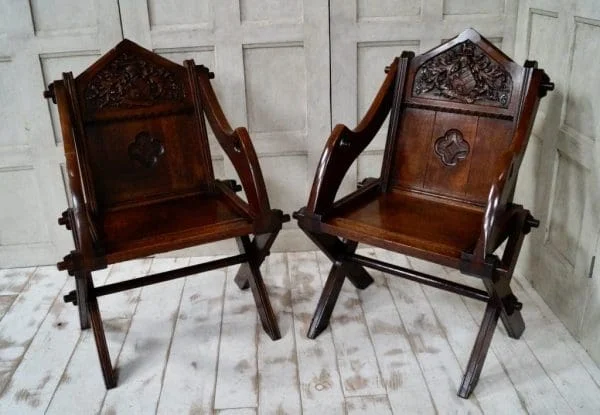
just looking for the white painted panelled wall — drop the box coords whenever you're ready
[512,0,600,367]
[0,0,598,365]
[0,0,517,266]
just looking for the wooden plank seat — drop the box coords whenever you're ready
[323,190,484,268]
[102,192,254,263]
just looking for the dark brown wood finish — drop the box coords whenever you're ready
[45,39,288,388]
[295,28,553,399]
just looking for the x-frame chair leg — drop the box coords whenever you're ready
[74,271,91,330]
[81,272,117,389]
[458,270,524,398]
[301,229,374,339]
[301,230,374,289]
[459,210,530,398]
[307,260,347,339]
[459,299,501,398]
[237,235,282,340]
[494,210,529,339]
[234,232,279,291]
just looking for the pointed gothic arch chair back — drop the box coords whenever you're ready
[45,39,288,389]
[294,29,553,398]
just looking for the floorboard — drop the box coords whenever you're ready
[46,260,150,415]
[100,258,187,414]
[213,262,259,410]
[0,248,598,414]
[385,251,484,414]
[356,249,436,414]
[0,267,69,399]
[257,253,302,415]
[156,257,226,414]
[288,251,346,415]
[316,252,385,398]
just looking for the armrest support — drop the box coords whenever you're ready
[195,68,271,217]
[51,81,104,272]
[467,65,550,264]
[307,58,400,215]
[475,152,517,260]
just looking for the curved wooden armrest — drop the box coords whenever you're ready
[469,65,551,263]
[194,67,270,217]
[473,152,517,260]
[306,57,400,215]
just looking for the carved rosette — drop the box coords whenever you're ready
[413,40,512,107]
[84,52,185,110]
[128,132,165,168]
[434,129,470,166]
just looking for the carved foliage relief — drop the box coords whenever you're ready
[434,129,470,166]
[84,52,185,110]
[413,40,512,107]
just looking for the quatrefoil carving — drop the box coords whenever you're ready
[128,132,165,168]
[434,129,470,166]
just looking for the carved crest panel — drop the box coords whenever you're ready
[413,40,512,107]
[434,129,470,166]
[84,52,185,110]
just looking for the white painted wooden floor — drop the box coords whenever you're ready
[0,249,599,414]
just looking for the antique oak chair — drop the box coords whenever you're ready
[294,29,553,398]
[44,39,288,388]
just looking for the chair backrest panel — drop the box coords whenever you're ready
[84,113,209,209]
[67,40,213,211]
[387,29,527,207]
[392,108,515,205]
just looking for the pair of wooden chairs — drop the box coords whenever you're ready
[46,29,552,398]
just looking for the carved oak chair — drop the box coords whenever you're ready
[294,29,553,398]
[44,39,288,388]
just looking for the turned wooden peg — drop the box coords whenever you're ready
[58,210,72,229]
[57,255,71,271]
[222,179,242,193]
[541,81,555,91]
[503,293,523,315]
[195,64,215,79]
[524,213,540,234]
[63,290,77,304]
[43,84,56,103]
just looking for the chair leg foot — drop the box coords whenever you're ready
[247,262,281,340]
[237,235,281,340]
[459,300,501,399]
[482,280,525,339]
[307,318,329,339]
[343,239,374,290]
[233,267,250,290]
[307,262,346,339]
[500,308,525,339]
[75,273,90,330]
[87,294,117,389]
[346,266,374,290]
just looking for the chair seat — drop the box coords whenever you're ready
[322,191,484,268]
[102,193,253,263]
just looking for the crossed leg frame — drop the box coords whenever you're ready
[65,229,283,389]
[299,209,533,399]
